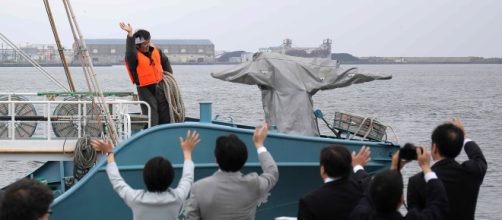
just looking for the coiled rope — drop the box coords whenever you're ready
[73,136,98,181]
[160,72,185,123]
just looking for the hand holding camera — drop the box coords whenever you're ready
[399,143,423,160]
[416,146,432,174]
[391,143,431,173]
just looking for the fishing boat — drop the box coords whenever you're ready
[0,1,400,219]
[1,100,399,219]
[0,65,400,220]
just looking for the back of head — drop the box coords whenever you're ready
[369,171,403,215]
[143,156,174,192]
[320,145,352,179]
[431,123,464,159]
[215,134,248,172]
[0,178,53,220]
[133,29,151,43]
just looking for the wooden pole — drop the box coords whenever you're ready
[43,0,77,92]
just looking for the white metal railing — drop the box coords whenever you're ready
[0,98,150,142]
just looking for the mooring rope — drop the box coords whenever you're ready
[73,136,97,181]
[160,72,185,123]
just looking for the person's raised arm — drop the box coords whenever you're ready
[253,123,279,194]
[451,117,487,179]
[90,139,114,163]
[417,147,432,175]
[174,130,200,199]
[181,130,201,219]
[406,146,433,211]
[120,22,137,65]
[253,123,268,149]
[352,146,371,184]
[390,150,410,171]
[390,150,399,171]
[120,22,133,37]
[90,139,138,203]
[352,146,371,171]
[411,146,448,220]
[179,130,200,161]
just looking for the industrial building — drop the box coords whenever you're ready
[81,39,215,65]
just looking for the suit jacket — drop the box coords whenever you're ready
[407,141,487,220]
[184,151,279,220]
[351,178,448,220]
[0,189,4,213]
[297,169,370,220]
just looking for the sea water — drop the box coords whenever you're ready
[1,64,501,219]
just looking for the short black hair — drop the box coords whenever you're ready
[431,123,464,159]
[133,29,151,43]
[143,156,174,192]
[320,145,352,179]
[369,171,403,214]
[0,178,54,220]
[215,134,248,172]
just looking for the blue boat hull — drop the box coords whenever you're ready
[34,122,398,219]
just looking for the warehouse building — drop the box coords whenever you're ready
[80,39,215,65]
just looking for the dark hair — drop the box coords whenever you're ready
[369,171,403,214]
[133,29,151,43]
[215,134,248,172]
[431,123,464,159]
[0,178,54,220]
[320,145,352,179]
[143,156,174,192]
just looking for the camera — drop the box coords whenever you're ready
[399,143,423,160]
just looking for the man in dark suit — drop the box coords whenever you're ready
[0,189,4,214]
[407,118,487,220]
[297,145,371,220]
[351,147,448,220]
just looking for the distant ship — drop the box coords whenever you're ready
[260,38,332,58]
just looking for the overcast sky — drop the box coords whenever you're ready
[1,0,501,57]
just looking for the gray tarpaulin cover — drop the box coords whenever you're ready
[211,52,391,136]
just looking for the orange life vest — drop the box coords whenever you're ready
[125,47,163,87]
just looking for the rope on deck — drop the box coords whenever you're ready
[73,136,97,181]
[160,72,185,123]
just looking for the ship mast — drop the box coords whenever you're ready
[43,0,76,92]
[60,0,120,144]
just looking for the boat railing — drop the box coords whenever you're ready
[0,93,150,144]
[0,101,150,141]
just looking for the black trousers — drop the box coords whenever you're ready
[137,83,170,126]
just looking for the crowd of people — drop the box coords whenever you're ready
[0,117,487,220]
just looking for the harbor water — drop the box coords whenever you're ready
[1,64,501,219]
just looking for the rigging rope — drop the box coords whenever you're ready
[62,0,119,145]
[0,33,70,92]
[58,0,115,183]
[160,72,185,123]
